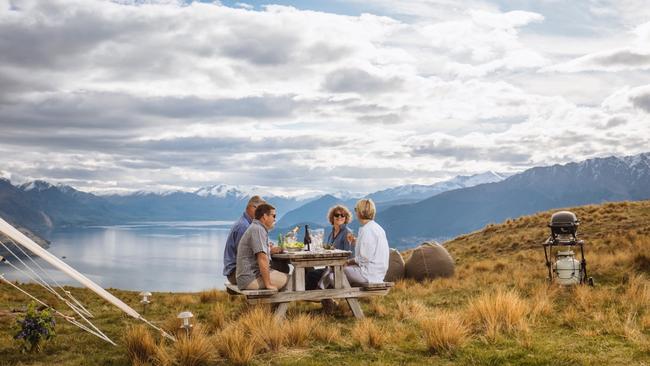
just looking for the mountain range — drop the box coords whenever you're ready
[1,153,649,248]
[377,153,650,246]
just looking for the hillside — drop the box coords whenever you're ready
[379,153,650,246]
[1,200,649,365]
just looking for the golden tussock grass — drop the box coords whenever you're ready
[239,306,284,351]
[205,302,228,333]
[623,274,650,312]
[172,327,216,366]
[351,318,387,350]
[396,299,429,321]
[311,317,342,344]
[419,310,468,355]
[216,324,256,365]
[283,313,317,347]
[198,289,228,303]
[465,289,529,341]
[161,316,183,338]
[529,284,557,323]
[123,325,157,366]
[368,297,388,317]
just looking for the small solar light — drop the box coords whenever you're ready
[140,291,152,314]
[177,311,194,335]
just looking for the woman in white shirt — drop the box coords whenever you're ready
[345,198,389,285]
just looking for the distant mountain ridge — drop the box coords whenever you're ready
[377,153,650,247]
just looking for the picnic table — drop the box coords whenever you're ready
[225,249,393,319]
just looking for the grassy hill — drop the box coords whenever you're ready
[1,200,649,365]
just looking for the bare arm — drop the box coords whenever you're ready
[256,252,276,290]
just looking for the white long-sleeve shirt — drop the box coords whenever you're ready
[354,220,389,283]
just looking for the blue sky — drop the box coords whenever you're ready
[0,0,649,195]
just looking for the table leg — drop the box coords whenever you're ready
[341,272,365,319]
[334,265,343,289]
[294,267,305,291]
[274,303,289,320]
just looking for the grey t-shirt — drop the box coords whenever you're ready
[235,219,270,288]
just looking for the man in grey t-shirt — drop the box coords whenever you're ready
[236,203,288,290]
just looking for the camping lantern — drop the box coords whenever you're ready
[177,311,194,335]
[139,291,152,314]
[542,211,594,286]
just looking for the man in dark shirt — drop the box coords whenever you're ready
[222,195,265,284]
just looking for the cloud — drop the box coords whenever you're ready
[1,0,650,194]
[322,68,404,94]
[544,48,650,72]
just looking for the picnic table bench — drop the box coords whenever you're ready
[226,249,393,319]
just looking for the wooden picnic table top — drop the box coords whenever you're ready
[272,249,351,261]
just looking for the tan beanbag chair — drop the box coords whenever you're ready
[404,242,454,281]
[384,248,405,282]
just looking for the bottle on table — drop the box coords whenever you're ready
[304,224,312,251]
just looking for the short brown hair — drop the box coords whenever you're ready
[354,198,376,220]
[327,205,352,225]
[254,203,275,220]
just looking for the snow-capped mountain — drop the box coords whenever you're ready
[378,152,650,247]
[367,171,507,204]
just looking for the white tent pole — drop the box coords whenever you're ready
[0,217,141,319]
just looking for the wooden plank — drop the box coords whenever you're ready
[294,267,305,292]
[225,283,277,297]
[346,298,365,319]
[246,288,389,304]
[362,282,395,290]
[291,259,347,267]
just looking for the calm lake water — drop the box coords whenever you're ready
[1,221,232,292]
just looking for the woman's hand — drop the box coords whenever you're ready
[346,232,356,245]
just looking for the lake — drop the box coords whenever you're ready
[1,221,232,292]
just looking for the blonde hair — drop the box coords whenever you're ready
[327,205,353,225]
[355,198,376,220]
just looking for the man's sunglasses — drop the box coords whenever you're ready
[333,213,346,218]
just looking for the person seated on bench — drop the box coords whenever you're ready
[344,198,389,286]
[223,195,266,285]
[236,203,288,290]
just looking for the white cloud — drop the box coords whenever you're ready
[0,0,649,194]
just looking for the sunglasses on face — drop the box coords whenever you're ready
[333,213,346,218]
[267,213,276,219]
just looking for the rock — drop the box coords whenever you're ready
[404,242,454,281]
[384,248,405,282]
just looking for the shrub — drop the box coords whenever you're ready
[239,306,284,351]
[216,324,256,365]
[14,302,56,353]
[123,325,157,365]
[351,318,386,350]
[465,289,529,341]
[172,327,216,366]
[205,303,228,333]
[283,313,317,347]
[419,310,468,355]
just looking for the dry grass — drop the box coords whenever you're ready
[351,318,386,350]
[529,284,556,323]
[172,327,216,366]
[123,325,157,365]
[465,288,529,341]
[205,303,228,333]
[396,299,429,321]
[283,313,317,347]
[198,289,228,303]
[216,324,256,365]
[311,320,341,344]
[239,306,284,351]
[419,310,468,355]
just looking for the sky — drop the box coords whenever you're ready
[0,0,649,196]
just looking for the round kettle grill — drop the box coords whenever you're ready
[542,211,594,286]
